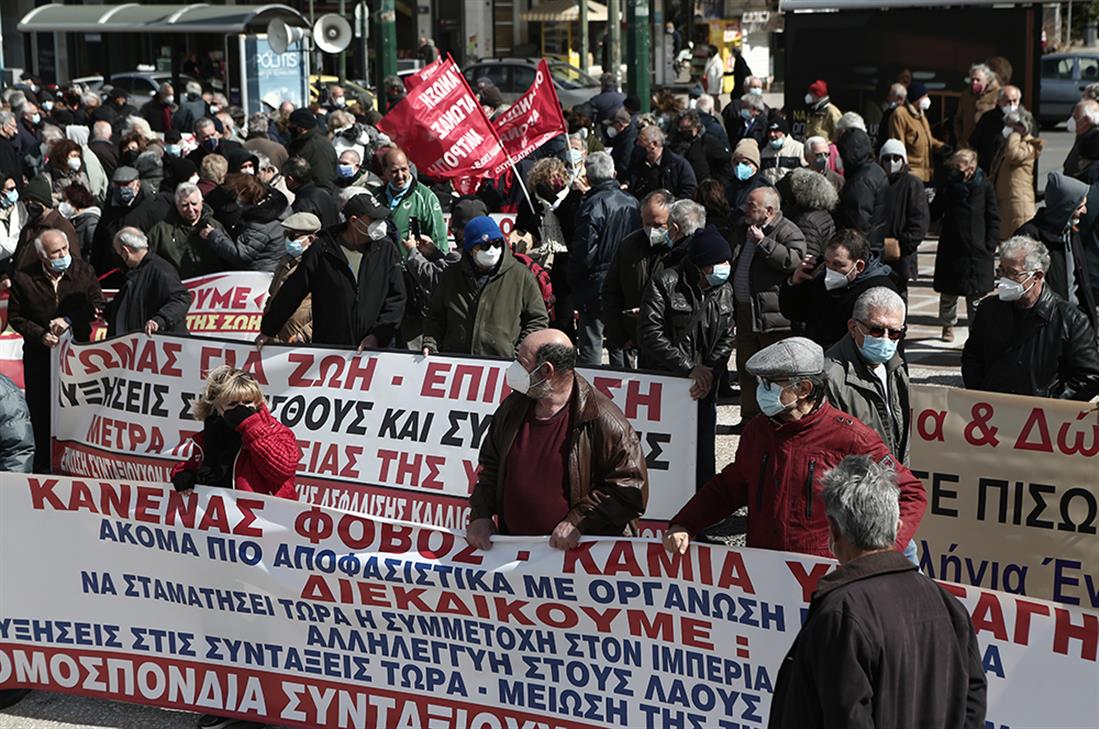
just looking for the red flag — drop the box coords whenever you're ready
[377,58,509,183]
[490,59,568,175]
[403,56,445,92]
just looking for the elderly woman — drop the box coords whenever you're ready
[43,139,91,203]
[991,111,1044,239]
[954,62,1001,148]
[171,365,300,499]
[59,182,99,261]
[197,153,228,196]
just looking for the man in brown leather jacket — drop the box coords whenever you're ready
[466,328,648,550]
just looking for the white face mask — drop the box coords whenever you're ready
[996,273,1034,301]
[505,360,546,396]
[886,158,903,175]
[67,156,82,172]
[58,201,76,219]
[917,96,931,112]
[1002,103,1019,115]
[824,266,852,291]
[367,220,388,241]
[1068,116,1078,134]
[1002,126,1014,139]
[804,93,815,105]
[164,95,174,105]
[473,246,502,269]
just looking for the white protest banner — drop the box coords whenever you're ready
[50,333,696,532]
[0,475,1095,728]
[910,385,1099,608]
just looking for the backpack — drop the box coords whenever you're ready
[512,251,556,321]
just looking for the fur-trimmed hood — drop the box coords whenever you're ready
[788,167,838,212]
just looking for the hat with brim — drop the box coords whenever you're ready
[745,337,825,380]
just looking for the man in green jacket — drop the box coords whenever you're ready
[147,181,226,279]
[422,216,547,358]
[375,147,447,257]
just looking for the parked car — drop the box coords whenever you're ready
[97,71,200,107]
[1040,51,1099,127]
[462,58,601,109]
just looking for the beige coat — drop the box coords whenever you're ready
[953,80,1001,148]
[888,102,944,183]
[806,101,843,142]
[266,255,312,343]
[991,132,1044,240]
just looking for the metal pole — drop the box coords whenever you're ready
[626,0,650,112]
[609,0,620,81]
[579,0,589,73]
[375,0,398,97]
[1068,0,1074,47]
[361,1,369,90]
[338,0,347,82]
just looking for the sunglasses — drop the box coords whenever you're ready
[475,240,503,251]
[858,321,907,341]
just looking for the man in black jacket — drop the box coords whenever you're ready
[878,139,929,298]
[286,108,338,192]
[285,156,339,230]
[627,126,697,200]
[91,166,172,286]
[769,455,986,729]
[671,110,732,187]
[963,236,1099,400]
[835,128,888,246]
[638,225,735,487]
[571,151,641,365]
[105,227,191,338]
[604,108,638,181]
[780,230,899,349]
[258,193,406,351]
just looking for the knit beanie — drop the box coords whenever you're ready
[462,215,504,252]
[23,175,52,207]
[688,224,733,267]
[733,138,761,168]
[879,138,908,162]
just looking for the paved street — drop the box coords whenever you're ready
[0,131,1077,728]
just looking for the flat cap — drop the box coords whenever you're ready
[281,212,322,234]
[745,337,824,380]
[112,166,139,183]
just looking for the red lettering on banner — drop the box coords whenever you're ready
[1052,608,1098,662]
[971,592,1009,641]
[579,606,622,633]
[133,487,162,524]
[786,561,833,603]
[199,347,268,384]
[603,542,645,577]
[197,496,230,533]
[421,362,450,398]
[1014,408,1055,452]
[681,617,715,650]
[301,442,363,480]
[716,551,756,594]
[647,542,694,580]
[164,490,197,528]
[1013,599,1051,645]
[232,498,265,537]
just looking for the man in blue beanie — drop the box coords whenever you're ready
[422,216,548,358]
[638,224,736,486]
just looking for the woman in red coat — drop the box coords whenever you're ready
[170,365,300,500]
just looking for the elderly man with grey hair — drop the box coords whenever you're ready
[769,455,986,729]
[139,81,193,134]
[602,190,686,368]
[244,112,289,171]
[105,226,191,338]
[628,125,697,199]
[146,182,226,278]
[570,151,640,364]
[0,111,20,189]
[963,236,1099,400]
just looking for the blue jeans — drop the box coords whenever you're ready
[576,310,604,366]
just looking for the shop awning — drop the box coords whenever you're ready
[781,0,1017,8]
[17,4,308,34]
[522,0,609,23]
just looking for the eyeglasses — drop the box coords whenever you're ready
[995,267,1034,282]
[756,377,794,390]
[475,240,503,251]
[858,321,907,341]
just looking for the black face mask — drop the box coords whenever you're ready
[534,182,559,201]
[25,202,44,220]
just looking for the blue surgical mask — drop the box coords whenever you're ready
[115,186,136,204]
[756,380,793,417]
[388,179,412,197]
[735,162,754,181]
[203,138,219,151]
[285,237,305,257]
[858,334,898,365]
[567,148,583,166]
[338,164,357,179]
[769,138,784,150]
[707,262,731,286]
[739,108,752,121]
[0,189,16,208]
[647,226,670,247]
[49,254,72,273]
[165,144,181,157]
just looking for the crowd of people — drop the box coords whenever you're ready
[0,51,1096,728]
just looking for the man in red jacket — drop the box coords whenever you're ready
[664,337,925,559]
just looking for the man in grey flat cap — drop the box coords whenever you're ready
[92,164,171,286]
[664,336,926,559]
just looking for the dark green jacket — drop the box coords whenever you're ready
[422,249,548,357]
[147,205,226,280]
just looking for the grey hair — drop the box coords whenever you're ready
[743,75,762,91]
[185,81,203,96]
[999,235,1051,273]
[678,109,702,129]
[835,112,867,135]
[252,151,273,171]
[695,95,715,114]
[788,167,838,212]
[339,148,362,165]
[1078,99,1099,126]
[585,151,615,184]
[641,189,675,210]
[753,186,782,212]
[889,83,907,100]
[175,181,201,202]
[804,136,829,156]
[247,113,269,136]
[115,227,148,251]
[33,229,66,256]
[194,117,216,133]
[1084,83,1099,102]
[741,93,765,112]
[969,63,993,81]
[0,111,13,127]
[39,125,65,146]
[81,92,100,108]
[822,455,901,550]
[639,125,666,145]
[853,286,906,322]
[92,120,112,140]
[668,199,706,236]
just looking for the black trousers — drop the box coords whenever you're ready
[23,347,50,473]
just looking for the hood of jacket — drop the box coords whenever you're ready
[1043,172,1088,231]
[227,147,260,173]
[788,167,838,211]
[241,188,289,225]
[836,128,874,171]
[852,254,896,284]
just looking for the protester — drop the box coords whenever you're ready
[187,117,242,168]
[797,135,844,195]
[335,149,372,189]
[204,174,289,273]
[727,138,771,221]
[59,182,99,261]
[703,45,726,110]
[570,151,641,365]
[767,455,985,729]
[639,224,735,486]
[140,83,191,134]
[954,63,1000,149]
[197,153,227,196]
[259,193,406,350]
[146,182,226,278]
[0,176,24,272]
[780,230,899,349]
[963,236,1099,400]
[971,84,1029,174]
[603,192,693,367]
[888,81,945,183]
[244,113,288,171]
[835,127,888,241]
[726,92,768,150]
[729,187,807,421]
[0,112,22,188]
[278,156,337,231]
[878,139,930,296]
[875,82,907,155]
[804,80,843,142]
[693,95,730,147]
[421,215,548,357]
[465,329,648,550]
[604,108,638,177]
[627,125,697,200]
[590,74,626,124]
[376,147,447,255]
[782,167,837,260]
[991,112,1043,240]
[1064,99,1099,179]
[1015,172,1097,328]
[760,118,805,186]
[104,227,190,338]
[266,212,321,343]
[664,337,926,559]
[8,229,103,472]
[286,108,338,191]
[672,109,732,187]
[825,287,911,463]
